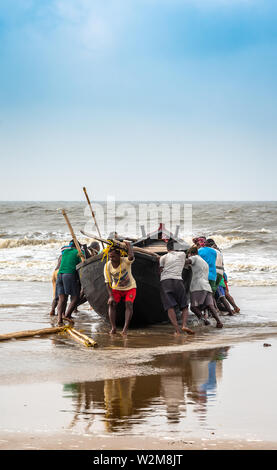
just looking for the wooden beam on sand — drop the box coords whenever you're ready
[0,326,68,342]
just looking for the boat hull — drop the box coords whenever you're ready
[77,252,192,327]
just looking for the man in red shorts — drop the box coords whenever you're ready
[104,241,136,336]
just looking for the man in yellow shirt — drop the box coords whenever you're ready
[104,241,136,336]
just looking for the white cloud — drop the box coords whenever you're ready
[53,0,131,51]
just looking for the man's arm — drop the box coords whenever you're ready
[106,284,115,304]
[124,240,135,261]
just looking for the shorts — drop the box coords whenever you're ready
[209,279,217,293]
[112,288,136,304]
[215,285,226,300]
[190,290,214,309]
[216,273,223,288]
[160,279,188,312]
[56,272,80,297]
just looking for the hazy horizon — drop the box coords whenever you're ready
[0,199,276,203]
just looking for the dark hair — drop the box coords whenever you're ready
[88,241,100,252]
[187,245,198,256]
[167,239,175,251]
[69,239,80,249]
[109,246,120,254]
[206,238,215,247]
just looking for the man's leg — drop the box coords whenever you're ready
[49,297,58,316]
[220,296,235,316]
[64,295,79,322]
[208,304,223,328]
[122,301,134,336]
[190,305,211,325]
[108,300,117,334]
[167,308,182,335]
[57,294,68,325]
[181,306,195,334]
[225,291,240,313]
[74,290,87,312]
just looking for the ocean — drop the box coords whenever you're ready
[0,200,276,285]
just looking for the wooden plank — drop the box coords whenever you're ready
[0,326,67,342]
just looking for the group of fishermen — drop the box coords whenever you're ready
[50,233,240,336]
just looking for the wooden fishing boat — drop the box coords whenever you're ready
[77,224,191,326]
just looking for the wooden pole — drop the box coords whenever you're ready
[80,230,160,259]
[61,209,85,262]
[83,187,104,249]
[0,326,67,342]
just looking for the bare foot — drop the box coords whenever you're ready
[49,311,55,316]
[204,319,211,326]
[182,327,195,335]
[121,330,128,336]
[234,307,240,313]
[109,329,116,335]
[174,331,181,336]
[216,322,223,328]
[63,316,74,324]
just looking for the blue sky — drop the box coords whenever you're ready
[0,0,276,201]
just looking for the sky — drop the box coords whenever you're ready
[0,0,277,201]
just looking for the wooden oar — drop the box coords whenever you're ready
[83,187,104,249]
[0,326,68,342]
[61,209,85,262]
[80,230,160,259]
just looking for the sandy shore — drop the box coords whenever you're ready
[1,432,277,450]
[1,287,277,452]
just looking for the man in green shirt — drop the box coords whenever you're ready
[56,240,84,325]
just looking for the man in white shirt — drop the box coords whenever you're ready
[159,239,195,336]
[185,245,223,329]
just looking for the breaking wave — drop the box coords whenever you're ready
[0,238,62,249]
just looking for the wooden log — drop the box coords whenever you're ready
[66,328,97,347]
[0,326,67,342]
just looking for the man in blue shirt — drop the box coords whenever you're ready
[197,242,217,293]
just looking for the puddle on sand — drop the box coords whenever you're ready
[1,340,277,442]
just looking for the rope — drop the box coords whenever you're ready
[101,240,127,289]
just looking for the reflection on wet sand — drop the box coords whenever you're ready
[65,346,229,434]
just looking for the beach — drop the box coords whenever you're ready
[1,201,277,451]
[1,285,277,450]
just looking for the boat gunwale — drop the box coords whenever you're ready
[76,249,159,271]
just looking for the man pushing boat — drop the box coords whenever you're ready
[104,240,136,336]
[159,239,195,336]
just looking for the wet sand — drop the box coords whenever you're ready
[1,433,277,450]
[1,286,277,450]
